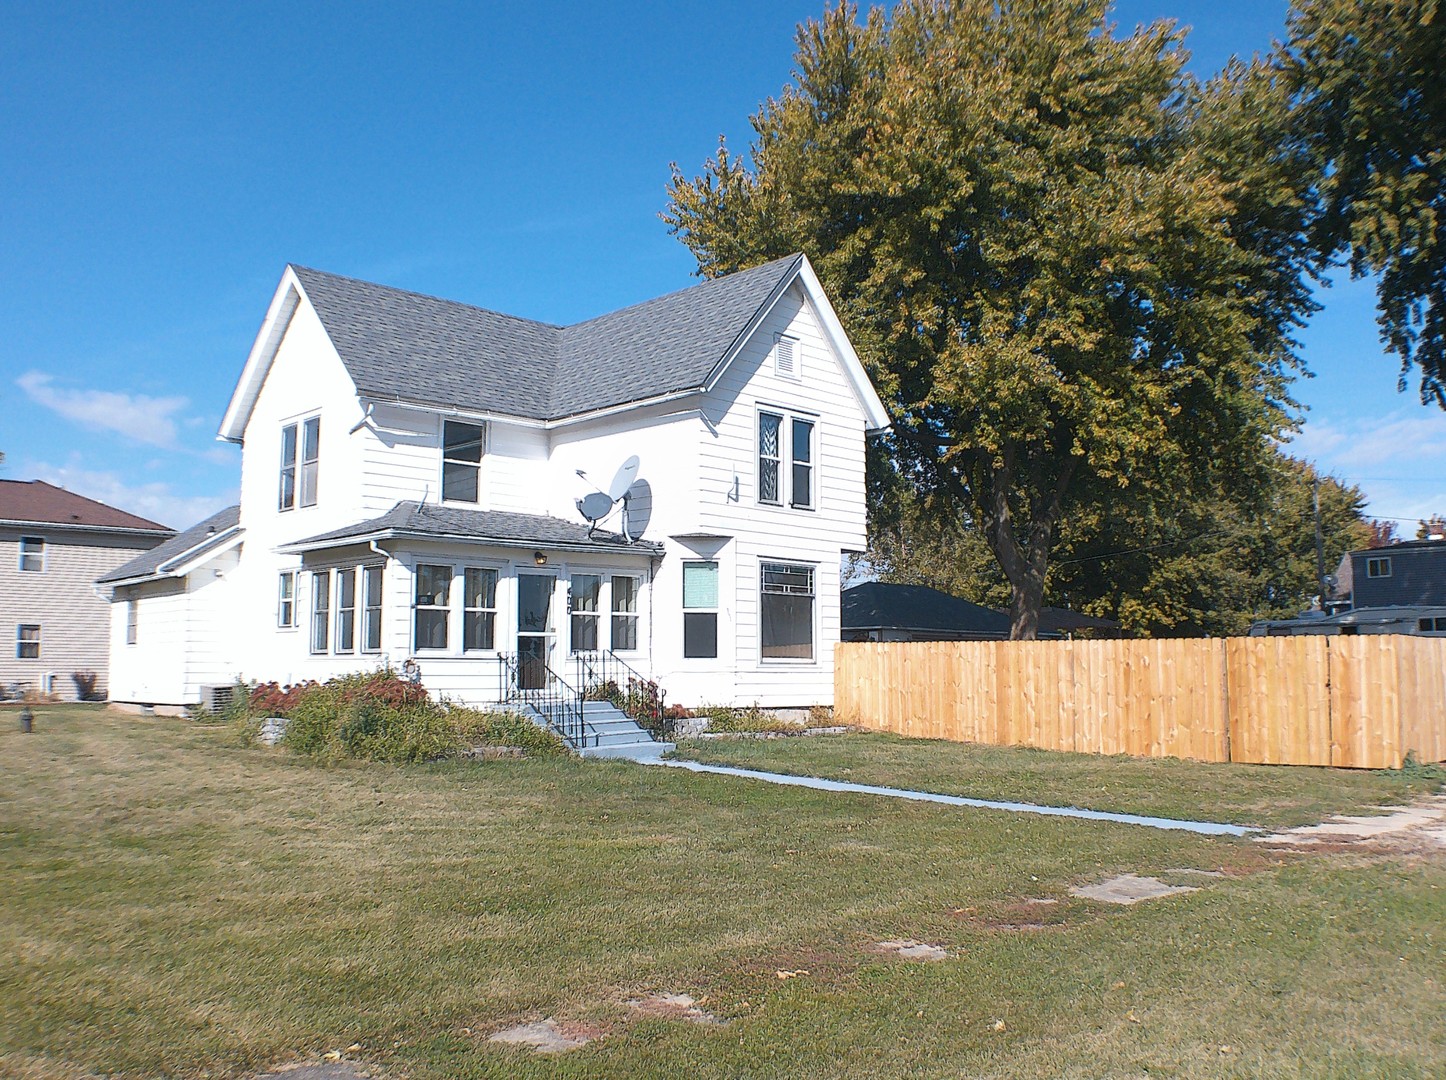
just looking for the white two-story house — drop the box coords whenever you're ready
[101,254,889,729]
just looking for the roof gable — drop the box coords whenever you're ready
[99,505,241,584]
[0,480,171,533]
[221,254,889,439]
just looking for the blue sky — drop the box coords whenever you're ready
[3,1,1443,533]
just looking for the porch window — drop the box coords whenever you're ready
[16,624,40,659]
[414,564,451,650]
[611,575,638,652]
[362,566,383,652]
[335,569,357,653]
[570,574,601,653]
[463,567,497,651]
[18,536,44,572]
[126,599,138,645]
[442,421,485,503]
[761,561,814,660]
[682,561,718,659]
[277,571,296,628]
[310,570,330,653]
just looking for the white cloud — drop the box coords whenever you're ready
[1285,407,1446,525]
[16,371,190,449]
[25,463,235,532]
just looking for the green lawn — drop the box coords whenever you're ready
[1,707,1442,1079]
[674,730,1445,829]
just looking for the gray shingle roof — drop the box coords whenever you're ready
[282,502,662,555]
[290,254,803,421]
[99,505,242,584]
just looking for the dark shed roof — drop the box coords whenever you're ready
[842,582,1014,638]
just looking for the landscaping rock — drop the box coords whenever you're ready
[488,1018,595,1053]
[1069,874,1198,905]
[257,717,289,747]
[876,939,951,961]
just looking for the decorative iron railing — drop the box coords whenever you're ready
[496,652,596,748]
[570,651,672,741]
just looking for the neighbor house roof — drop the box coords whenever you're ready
[99,505,242,585]
[221,254,892,440]
[0,479,171,534]
[279,501,663,557]
[842,582,1015,639]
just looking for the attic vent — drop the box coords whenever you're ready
[774,335,799,380]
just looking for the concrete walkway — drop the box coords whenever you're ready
[648,758,1255,837]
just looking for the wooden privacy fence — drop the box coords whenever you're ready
[834,636,1446,769]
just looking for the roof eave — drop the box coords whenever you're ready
[279,527,661,557]
[218,268,306,443]
[0,518,173,538]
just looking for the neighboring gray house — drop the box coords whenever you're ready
[1334,537,1446,610]
[0,480,172,700]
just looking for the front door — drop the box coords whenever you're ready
[517,573,556,690]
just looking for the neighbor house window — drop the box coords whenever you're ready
[277,571,297,628]
[570,574,601,653]
[414,564,451,650]
[18,536,44,572]
[761,561,815,661]
[759,412,782,505]
[126,600,138,645]
[1419,616,1446,633]
[1366,556,1392,578]
[611,575,639,652]
[362,566,383,652]
[463,567,497,651]
[335,569,357,653]
[682,561,718,659]
[16,624,40,660]
[442,421,485,503]
[310,570,331,653]
[279,417,320,510]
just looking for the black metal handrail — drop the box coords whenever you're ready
[496,652,596,748]
[571,650,671,740]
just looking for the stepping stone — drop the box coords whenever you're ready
[489,1018,593,1053]
[624,991,721,1024]
[876,939,951,961]
[1070,873,1198,905]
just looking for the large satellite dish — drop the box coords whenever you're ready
[575,455,643,541]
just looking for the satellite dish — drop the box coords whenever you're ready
[608,456,640,501]
[577,492,614,523]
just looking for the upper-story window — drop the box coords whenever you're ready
[442,421,485,503]
[18,536,44,572]
[759,410,815,510]
[279,416,320,511]
[1366,556,1392,579]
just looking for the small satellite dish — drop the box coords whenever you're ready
[577,492,614,523]
[608,456,640,501]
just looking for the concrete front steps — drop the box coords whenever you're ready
[527,699,674,761]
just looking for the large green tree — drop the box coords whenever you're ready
[667,0,1315,637]
[1283,0,1446,405]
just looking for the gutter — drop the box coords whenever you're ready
[0,518,173,539]
[278,527,662,558]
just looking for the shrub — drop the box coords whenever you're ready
[448,706,568,758]
[72,671,101,701]
[694,703,800,734]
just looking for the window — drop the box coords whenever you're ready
[682,561,718,659]
[277,571,297,628]
[126,600,138,645]
[280,418,320,510]
[790,418,814,509]
[335,569,357,653]
[759,412,782,505]
[761,561,815,660]
[16,624,40,660]
[570,574,601,653]
[443,421,485,503]
[414,564,451,650]
[1420,617,1446,633]
[18,536,44,572]
[1366,556,1392,578]
[774,334,799,379]
[463,567,497,651]
[759,409,816,509]
[611,575,639,652]
[362,566,383,652]
[310,570,330,653]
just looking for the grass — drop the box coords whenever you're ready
[1,706,1441,1079]
[674,730,1446,829]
